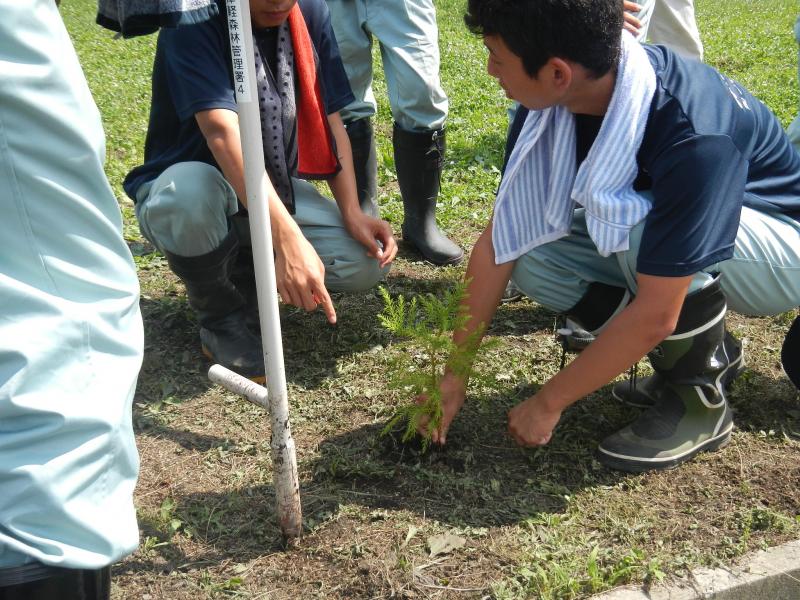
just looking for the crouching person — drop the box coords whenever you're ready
[124,0,397,382]
[424,0,800,472]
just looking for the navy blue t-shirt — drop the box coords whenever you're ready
[505,45,800,277]
[123,0,354,201]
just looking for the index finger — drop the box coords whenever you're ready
[313,284,337,324]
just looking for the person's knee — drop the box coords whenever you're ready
[138,163,236,255]
[325,256,388,292]
[510,263,574,312]
[148,163,233,222]
[509,267,542,304]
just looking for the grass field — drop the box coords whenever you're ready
[61,1,800,598]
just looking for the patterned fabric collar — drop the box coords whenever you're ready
[254,22,298,211]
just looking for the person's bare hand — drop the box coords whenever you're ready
[416,372,467,445]
[275,233,337,323]
[623,1,643,37]
[343,212,397,269]
[507,393,563,447]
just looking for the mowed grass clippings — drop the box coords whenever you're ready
[60,0,800,598]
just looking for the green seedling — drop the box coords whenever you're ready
[378,280,498,448]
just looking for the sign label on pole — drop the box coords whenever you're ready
[225,0,253,103]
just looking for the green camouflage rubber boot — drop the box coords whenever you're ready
[598,277,736,472]
[782,314,800,389]
[611,330,744,408]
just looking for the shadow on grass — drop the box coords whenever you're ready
[303,387,634,528]
[133,296,219,445]
[151,391,637,566]
[126,364,798,570]
[727,367,800,434]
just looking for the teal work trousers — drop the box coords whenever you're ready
[511,206,800,317]
[0,0,143,569]
[326,0,448,131]
[135,162,388,292]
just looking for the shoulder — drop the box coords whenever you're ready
[298,0,332,34]
[157,6,227,55]
[643,44,757,139]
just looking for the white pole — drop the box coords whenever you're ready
[221,0,302,538]
[208,364,269,409]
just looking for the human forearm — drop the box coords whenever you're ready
[451,225,514,364]
[507,273,692,447]
[536,274,692,412]
[195,108,336,319]
[197,109,248,203]
[196,108,303,242]
[324,112,398,267]
[326,112,360,221]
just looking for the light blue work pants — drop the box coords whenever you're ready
[326,0,448,131]
[135,162,387,292]
[787,16,800,152]
[633,0,703,60]
[511,205,800,317]
[0,0,143,569]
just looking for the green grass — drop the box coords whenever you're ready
[60,1,800,598]
[60,0,155,240]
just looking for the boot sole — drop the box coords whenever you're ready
[202,346,266,385]
[596,422,733,473]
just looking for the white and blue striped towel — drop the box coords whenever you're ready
[492,32,656,264]
[96,0,218,38]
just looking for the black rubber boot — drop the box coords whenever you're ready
[612,331,743,408]
[558,282,630,352]
[782,314,800,389]
[164,230,265,383]
[229,243,260,331]
[345,118,378,218]
[0,565,110,600]
[392,124,463,266]
[598,277,736,472]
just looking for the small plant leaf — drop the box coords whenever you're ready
[402,525,419,548]
[427,532,466,557]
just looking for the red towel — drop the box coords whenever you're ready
[288,5,339,178]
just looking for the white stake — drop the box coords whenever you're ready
[215,0,303,539]
[208,364,269,409]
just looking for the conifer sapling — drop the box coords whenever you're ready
[378,280,499,448]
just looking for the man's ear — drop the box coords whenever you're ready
[548,57,573,91]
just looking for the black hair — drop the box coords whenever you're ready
[464,0,622,79]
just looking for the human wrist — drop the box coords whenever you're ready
[338,200,364,224]
[271,211,302,252]
[535,382,570,415]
